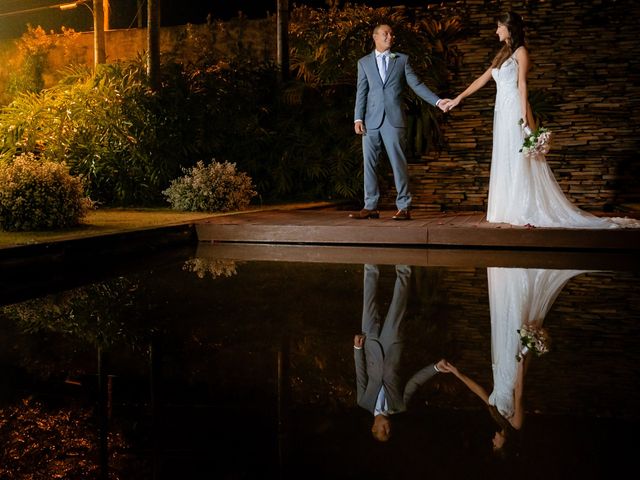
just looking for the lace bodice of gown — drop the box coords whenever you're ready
[492,57,519,111]
[487,54,640,229]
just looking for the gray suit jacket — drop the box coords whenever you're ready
[355,341,440,415]
[354,51,440,130]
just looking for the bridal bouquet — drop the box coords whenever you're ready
[519,119,552,159]
[516,324,550,362]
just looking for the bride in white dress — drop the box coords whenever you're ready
[444,11,638,229]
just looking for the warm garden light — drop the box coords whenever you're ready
[0,1,90,17]
[58,0,107,68]
[59,2,80,11]
[59,1,92,12]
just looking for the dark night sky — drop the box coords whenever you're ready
[0,1,443,40]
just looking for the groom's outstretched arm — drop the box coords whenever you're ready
[403,56,443,110]
[404,57,439,106]
[402,361,440,406]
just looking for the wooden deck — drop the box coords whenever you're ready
[195,207,640,251]
[194,243,640,270]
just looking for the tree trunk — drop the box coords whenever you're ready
[93,0,106,66]
[277,0,289,82]
[147,0,161,90]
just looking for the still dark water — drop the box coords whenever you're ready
[1,243,639,480]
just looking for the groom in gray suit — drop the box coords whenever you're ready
[351,24,449,220]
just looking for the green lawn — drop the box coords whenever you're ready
[0,208,218,248]
[0,202,336,248]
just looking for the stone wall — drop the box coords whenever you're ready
[398,0,640,213]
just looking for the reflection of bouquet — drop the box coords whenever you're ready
[519,119,552,159]
[516,324,550,362]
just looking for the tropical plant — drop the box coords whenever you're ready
[174,57,362,201]
[0,61,187,206]
[289,4,463,158]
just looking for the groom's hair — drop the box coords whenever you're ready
[372,23,391,35]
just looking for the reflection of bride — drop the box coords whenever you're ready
[441,267,589,454]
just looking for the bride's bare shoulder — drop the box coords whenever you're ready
[513,46,529,60]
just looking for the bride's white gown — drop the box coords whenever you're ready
[487,267,588,419]
[488,54,638,228]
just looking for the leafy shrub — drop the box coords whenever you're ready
[163,160,257,212]
[0,153,90,231]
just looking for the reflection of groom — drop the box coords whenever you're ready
[351,24,450,221]
[354,264,444,442]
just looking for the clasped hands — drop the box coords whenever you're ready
[354,98,458,134]
[353,338,457,376]
[438,98,460,113]
[435,359,455,373]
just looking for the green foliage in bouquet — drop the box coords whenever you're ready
[0,153,90,231]
[163,160,257,212]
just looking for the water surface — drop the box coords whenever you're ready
[0,244,638,479]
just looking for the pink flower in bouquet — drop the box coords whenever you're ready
[519,120,553,159]
[516,324,550,362]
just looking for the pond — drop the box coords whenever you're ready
[0,243,638,480]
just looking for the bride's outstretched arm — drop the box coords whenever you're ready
[439,360,491,405]
[445,67,494,111]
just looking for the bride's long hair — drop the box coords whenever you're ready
[491,11,526,68]
[487,405,521,459]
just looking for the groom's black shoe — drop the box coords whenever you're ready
[392,209,411,220]
[349,208,380,219]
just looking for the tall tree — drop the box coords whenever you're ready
[93,0,106,66]
[277,0,289,82]
[147,0,161,90]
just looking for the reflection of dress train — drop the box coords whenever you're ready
[487,267,588,418]
[489,54,639,229]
